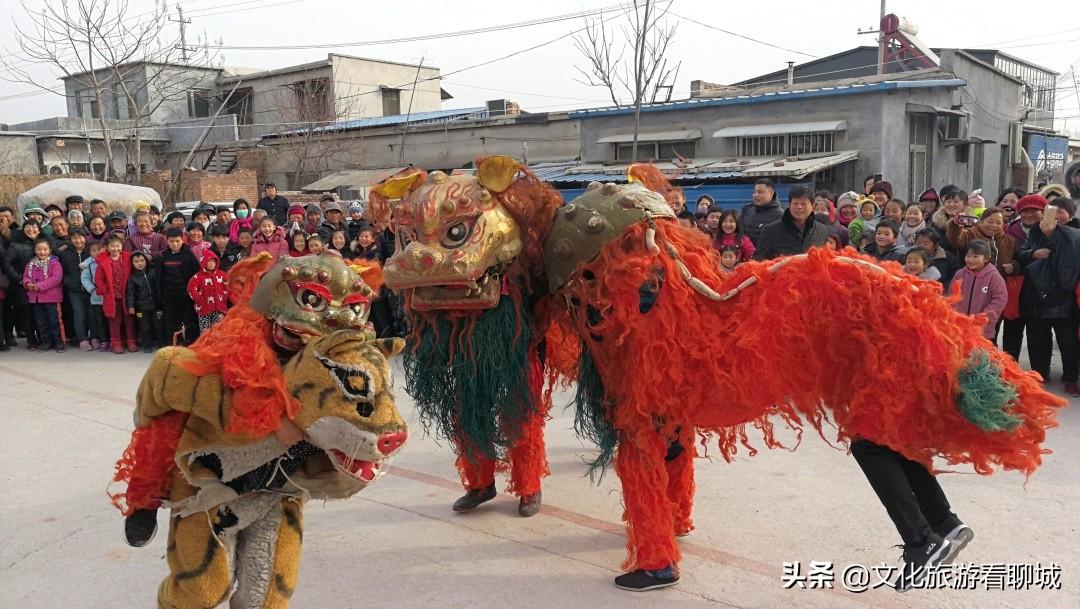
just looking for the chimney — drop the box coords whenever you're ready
[786,61,795,86]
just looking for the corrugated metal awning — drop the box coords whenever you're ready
[301,168,408,192]
[712,120,847,138]
[905,103,967,117]
[345,167,411,191]
[741,150,858,179]
[597,129,702,144]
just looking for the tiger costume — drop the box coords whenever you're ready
[140,329,405,609]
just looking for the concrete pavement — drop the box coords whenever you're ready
[1,349,1077,609]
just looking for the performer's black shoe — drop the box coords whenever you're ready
[614,565,679,591]
[934,521,974,559]
[124,508,159,547]
[452,484,496,513]
[518,491,542,517]
[893,534,957,593]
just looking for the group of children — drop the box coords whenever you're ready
[0,191,407,353]
[0,198,230,354]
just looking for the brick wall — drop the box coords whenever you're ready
[280,191,338,209]
[175,169,259,206]
[234,149,268,188]
[0,173,93,207]
[138,170,172,207]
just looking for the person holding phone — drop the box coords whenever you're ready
[1016,195,1080,396]
[945,208,1017,279]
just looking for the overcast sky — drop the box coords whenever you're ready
[2,0,1078,134]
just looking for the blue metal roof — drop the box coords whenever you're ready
[567,79,966,119]
[262,107,487,139]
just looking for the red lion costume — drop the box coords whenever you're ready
[376,157,1065,588]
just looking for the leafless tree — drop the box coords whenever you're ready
[271,80,367,189]
[574,0,681,161]
[4,0,220,181]
[97,3,221,180]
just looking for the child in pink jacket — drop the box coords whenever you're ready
[22,238,65,351]
[950,239,1007,339]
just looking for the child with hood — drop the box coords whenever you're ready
[80,241,108,350]
[22,238,65,351]
[847,195,881,251]
[187,249,228,332]
[126,251,162,352]
[835,192,859,228]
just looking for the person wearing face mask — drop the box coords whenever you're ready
[228,198,254,243]
[190,206,213,233]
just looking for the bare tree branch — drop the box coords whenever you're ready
[572,0,681,162]
[4,0,221,180]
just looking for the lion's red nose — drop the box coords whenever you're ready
[377,431,407,455]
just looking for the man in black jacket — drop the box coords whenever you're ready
[739,178,784,245]
[257,182,290,227]
[753,185,829,260]
[1017,195,1080,395]
[156,228,200,345]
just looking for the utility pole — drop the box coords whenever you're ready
[170,4,192,62]
[399,55,425,166]
[876,0,885,75]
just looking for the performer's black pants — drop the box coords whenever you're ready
[1026,316,1079,383]
[851,439,958,547]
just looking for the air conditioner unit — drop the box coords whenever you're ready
[1009,121,1024,165]
[939,115,968,141]
[46,165,66,175]
[486,99,508,117]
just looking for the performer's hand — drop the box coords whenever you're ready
[275,416,305,446]
[1033,248,1051,260]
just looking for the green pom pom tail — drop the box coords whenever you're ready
[403,298,535,461]
[573,345,619,479]
[957,349,1022,432]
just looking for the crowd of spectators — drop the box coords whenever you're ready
[687,176,1080,396]
[0,182,403,355]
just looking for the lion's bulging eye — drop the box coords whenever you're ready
[440,220,475,249]
[296,289,328,311]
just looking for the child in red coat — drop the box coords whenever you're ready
[95,235,136,353]
[187,249,228,332]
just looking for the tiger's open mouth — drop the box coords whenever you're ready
[327,449,382,482]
